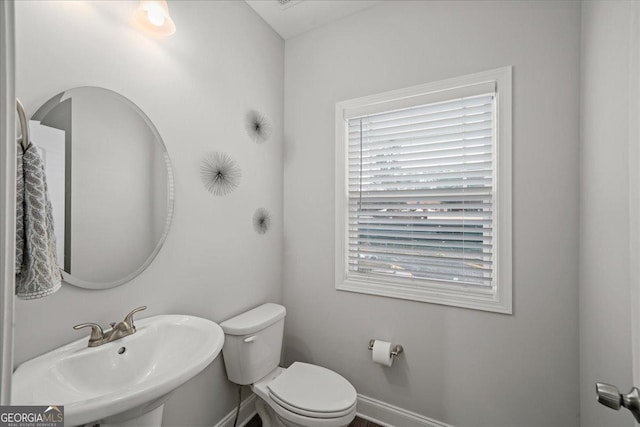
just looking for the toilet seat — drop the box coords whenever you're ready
[267,362,357,418]
[270,392,356,419]
[267,397,356,427]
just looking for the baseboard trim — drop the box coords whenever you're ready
[356,394,453,427]
[213,392,451,427]
[213,394,257,427]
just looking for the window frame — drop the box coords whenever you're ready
[334,67,513,314]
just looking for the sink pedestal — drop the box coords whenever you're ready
[86,392,172,427]
[99,405,164,427]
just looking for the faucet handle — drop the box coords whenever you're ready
[123,306,147,331]
[73,323,105,341]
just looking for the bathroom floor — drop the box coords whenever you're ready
[245,415,382,427]
[347,418,384,427]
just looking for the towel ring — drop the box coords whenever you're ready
[16,98,30,151]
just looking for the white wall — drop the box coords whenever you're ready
[579,2,638,426]
[13,1,284,425]
[283,2,580,426]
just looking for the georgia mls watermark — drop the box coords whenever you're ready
[0,406,64,427]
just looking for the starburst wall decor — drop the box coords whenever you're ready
[253,208,271,234]
[245,110,272,143]
[200,152,242,196]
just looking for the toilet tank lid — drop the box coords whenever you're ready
[220,303,286,335]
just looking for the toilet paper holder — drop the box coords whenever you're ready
[368,339,403,357]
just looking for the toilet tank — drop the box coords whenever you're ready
[219,303,286,385]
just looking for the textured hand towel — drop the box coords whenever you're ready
[15,141,62,299]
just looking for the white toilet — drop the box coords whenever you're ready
[220,303,357,427]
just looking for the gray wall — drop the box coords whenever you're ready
[283,2,581,426]
[13,1,284,425]
[579,2,637,426]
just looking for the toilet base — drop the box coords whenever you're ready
[256,397,280,427]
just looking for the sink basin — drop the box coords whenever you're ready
[12,314,224,426]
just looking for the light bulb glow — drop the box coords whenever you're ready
[134,0,175,36]
[145,2,166,26]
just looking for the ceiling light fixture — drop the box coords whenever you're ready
[133,0,176,36]
[276,0,303,10]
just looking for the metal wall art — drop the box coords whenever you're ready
[200,151,242,196]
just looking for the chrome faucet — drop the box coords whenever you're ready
[73,306,147,347]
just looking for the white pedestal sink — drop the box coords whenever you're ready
[12,315,224,426]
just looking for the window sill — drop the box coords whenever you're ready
[336,275,512,314]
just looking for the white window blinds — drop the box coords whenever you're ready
[347,93,495,287]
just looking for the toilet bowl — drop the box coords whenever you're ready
[219,304,357,427]
[252,365,356,427]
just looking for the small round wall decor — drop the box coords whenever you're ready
[200,151,242,196]
[246,110,272,143]
[253,208,271,234]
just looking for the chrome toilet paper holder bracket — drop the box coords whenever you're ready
[368,339,404,357]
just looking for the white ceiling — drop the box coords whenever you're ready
[245,0,382,40]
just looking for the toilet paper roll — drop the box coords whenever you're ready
[372,340,394,367]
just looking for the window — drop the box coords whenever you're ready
[335,67,512,313]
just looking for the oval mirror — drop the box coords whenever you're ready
[30,87,174,289]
